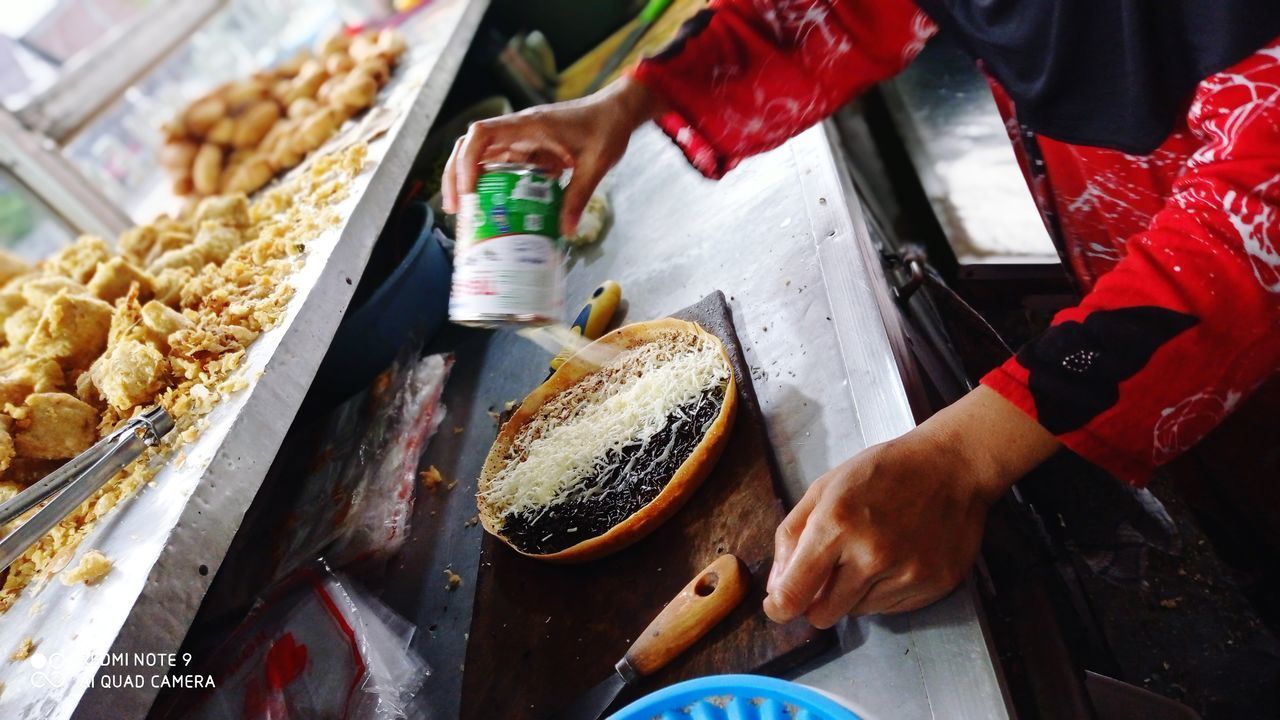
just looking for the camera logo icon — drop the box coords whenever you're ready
[30,652,68,689]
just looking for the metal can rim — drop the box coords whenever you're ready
[481,162,556,175]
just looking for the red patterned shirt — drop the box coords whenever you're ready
[632,0,1280,484]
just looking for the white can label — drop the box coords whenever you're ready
[449,233,565,321]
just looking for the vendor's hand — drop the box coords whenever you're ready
[442,77,658,235]
[764,386,1059,626]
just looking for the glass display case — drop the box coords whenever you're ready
[0,166,76,259]
[3,0,392,230]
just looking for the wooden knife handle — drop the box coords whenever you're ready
[620,554,749,679]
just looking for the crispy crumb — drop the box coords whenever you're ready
[1158,597,1182,609]
[464,515,479,528]
[444,568,462,591]
[452,425,464,435]
[61,550,112,586]
[486,410,501,423]
[420,465,449,491]
[503,400,516,412]
[0,143,368,614]
[10,638,35,661]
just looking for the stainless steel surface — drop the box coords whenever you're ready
[386,124,1010,719]
[883,37,1057,265]
[0,408,172,572]
[0,2,489,718]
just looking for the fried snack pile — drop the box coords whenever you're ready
[0,142,368,612]
[160,29,404,197]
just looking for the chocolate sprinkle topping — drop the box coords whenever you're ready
[501,383,728,555]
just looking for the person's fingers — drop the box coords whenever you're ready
[442,136,465,214]
[456,121,494,204]
[762,517,841,624]
[560,159,607,237]
[523,147,566,172]
[768,484,822,595]
[804,561,886,629]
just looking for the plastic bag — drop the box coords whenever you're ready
[188,563,430,720]
[273,350,452,580]
[327,351,453,569]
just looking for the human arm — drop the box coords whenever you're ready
[632,0,934,178]
[981,37,1280,484]
[767,36,1280,626]
[443,0,936,232]
[441,78,658,235]
[764,385,1058,625]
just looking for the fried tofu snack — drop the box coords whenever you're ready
[8,393,98,459]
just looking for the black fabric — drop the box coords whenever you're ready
[650,9,716,64]
[1017,306,1198,434]
[915,0,1280,155]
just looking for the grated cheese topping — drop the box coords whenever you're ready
[482,332,729,523]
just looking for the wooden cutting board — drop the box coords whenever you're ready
[460,291,830,720]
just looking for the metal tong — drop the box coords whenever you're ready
[0,406,174,573]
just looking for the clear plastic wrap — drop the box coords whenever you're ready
[188,562,431,720]
[273,349,453,581]
[327,351,454,569]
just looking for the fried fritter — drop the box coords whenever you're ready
[0,420,13,473]
[24,291,113,369]
[87,258,155,303]
[193,194,250,228]
[9,392,98,459]
[117,225,158,266]
[0,251,31,287]
[90,339,168,412]
[3,307,41,347]
[0,357,64,407]
[149,222,242,273]
[19,276,86,306]
[140,301,192,352]
[42,236,110,284]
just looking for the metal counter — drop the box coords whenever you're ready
[386,123,1011,719]
[0,1,490,717]
[882,37,1056,266]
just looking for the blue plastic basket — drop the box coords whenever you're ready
[611,675,863,720]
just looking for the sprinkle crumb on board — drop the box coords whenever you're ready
[444,568,462,591]
[420,466,454,491]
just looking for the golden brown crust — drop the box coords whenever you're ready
[477,318,737,563]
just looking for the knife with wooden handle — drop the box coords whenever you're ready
[546,554,749,720]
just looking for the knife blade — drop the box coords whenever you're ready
[546,554,749,720]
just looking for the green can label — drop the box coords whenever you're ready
[450,165,566,326]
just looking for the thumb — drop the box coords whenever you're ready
[560,161,606,237]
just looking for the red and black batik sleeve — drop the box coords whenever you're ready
[983,37,1280,484]
[630,0,935,178]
